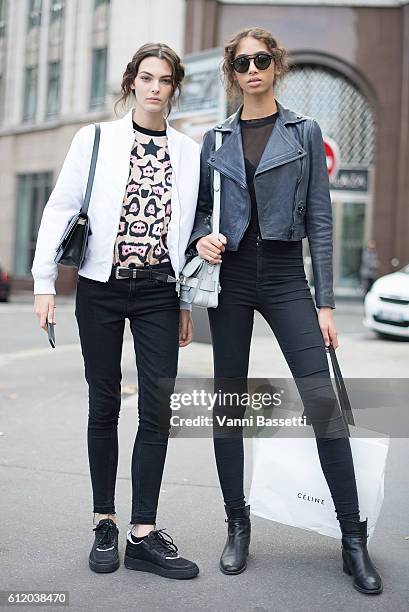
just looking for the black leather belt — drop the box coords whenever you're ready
[111,266,178,284]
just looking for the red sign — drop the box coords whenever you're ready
[323,136,340,178]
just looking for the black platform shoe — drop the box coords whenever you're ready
[89,518,120,573]
[124,528,199,580]
[219,505,251,575]
[339,518,383,594]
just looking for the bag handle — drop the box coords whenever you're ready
[211,130,222,236]
[326,343,355,430]
[81,123,101,216]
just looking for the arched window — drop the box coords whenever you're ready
[279,65,375,167]
[279,65,376,291]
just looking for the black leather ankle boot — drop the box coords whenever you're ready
[339,518,383,594]
[219,504,251,575]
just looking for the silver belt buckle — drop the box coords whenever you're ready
[114,267,124,279]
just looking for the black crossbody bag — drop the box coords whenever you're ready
[54,123,100,268]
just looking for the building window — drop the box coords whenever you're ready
[50,0,64,22]
[27,0,42,29]
[15,172,53,277]
[46,60,60,117]
[0,0,7,37]
[90,47,107,109]
[280,65,375,166]
[94,0,110,6]
[23,66,38,122]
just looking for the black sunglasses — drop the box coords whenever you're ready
[231,53,273,74]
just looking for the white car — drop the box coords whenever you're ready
[363,264,409,338]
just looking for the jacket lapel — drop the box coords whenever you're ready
[207,124,247,189]
[107,108,137,197]
[255,116,307,177]
[207,98,308,185]
[165,124,182,193]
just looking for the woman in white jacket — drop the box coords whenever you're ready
[32,43,200,580]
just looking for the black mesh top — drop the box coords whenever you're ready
[239,111,278,239]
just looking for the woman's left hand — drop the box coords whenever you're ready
[179,309,193,347]
[318,307,339,349]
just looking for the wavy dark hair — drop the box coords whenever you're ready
[114,43,185,117]
[222,27,289,99]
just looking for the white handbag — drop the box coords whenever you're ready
[249,348,390,540]
[179,130,223,308]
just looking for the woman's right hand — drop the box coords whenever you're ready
[196,233,227,264]
[34,294,56,332]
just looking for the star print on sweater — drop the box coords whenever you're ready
[142,139,162,157]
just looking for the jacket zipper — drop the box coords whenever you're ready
[254,150,307,179]
[209,163,247,191]
[288,165,304,239]
[287,127,308,239]
[235,190,253,244]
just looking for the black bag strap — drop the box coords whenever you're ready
[81,123,101,216]
[327,343,355,429]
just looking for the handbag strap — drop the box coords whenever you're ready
[327,343,355,429]
[81,123,101,216]
[211,130,222,236]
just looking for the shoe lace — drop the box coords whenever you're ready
[148,529,179,557]
[93,520,117,548]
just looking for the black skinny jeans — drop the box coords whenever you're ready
[208,234,360,522]
[75,262,180,525]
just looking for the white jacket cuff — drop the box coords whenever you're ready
[33,277,57,295]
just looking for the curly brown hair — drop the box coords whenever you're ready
[222,27,289,99]
[114,43,185,117]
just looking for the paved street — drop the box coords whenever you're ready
[1,294,408,612]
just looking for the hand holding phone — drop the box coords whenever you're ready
[34,295,56,347]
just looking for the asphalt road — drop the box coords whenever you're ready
[1,294,408,612]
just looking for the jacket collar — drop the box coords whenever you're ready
[207,98,308,188]
[215,98,306,132]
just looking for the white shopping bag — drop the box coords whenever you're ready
[248,428,390,540]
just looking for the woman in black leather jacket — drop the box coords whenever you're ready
[186,27,382,595]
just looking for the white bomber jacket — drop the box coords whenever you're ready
[31,107,201,309]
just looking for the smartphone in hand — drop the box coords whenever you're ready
[47,320,56,348]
